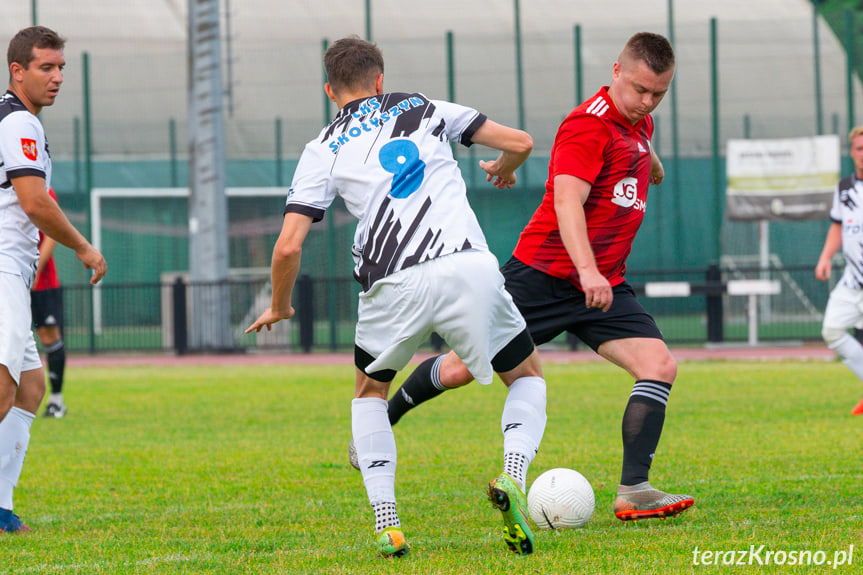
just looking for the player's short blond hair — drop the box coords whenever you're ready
[850,126,863,144]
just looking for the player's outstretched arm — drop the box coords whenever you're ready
[14,175,106,284]
[471,120,533,189]
[246,212,313,333]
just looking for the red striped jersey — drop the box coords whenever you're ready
[512,86,654,291]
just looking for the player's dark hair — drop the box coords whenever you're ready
[7,26,66,72]
[324,36,384,94]
[623,32,675,74]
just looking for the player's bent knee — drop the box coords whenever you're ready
[37,325,61,347]
[659,355,678,384]
[14,368,45,413]
[354,372,391,400]
[439,353,474,388]
[639,353,677,384]
[822,325,847,347]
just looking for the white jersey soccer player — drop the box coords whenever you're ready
[1,26,105,534]
[248,37,546,558]
[817,126,863,415]
[0,71,56,537]
[0,90,52,389]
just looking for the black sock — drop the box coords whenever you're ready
[46,339,66,395]
[620,380,671,486]
[388,355,446,425]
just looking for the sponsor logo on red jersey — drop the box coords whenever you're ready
[611,177,639,208]
[21,138,37,161]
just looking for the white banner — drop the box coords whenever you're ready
[725,135,840,221]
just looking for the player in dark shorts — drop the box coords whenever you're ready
[352,32,694,523]
[31,188,67,418]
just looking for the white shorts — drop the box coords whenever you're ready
[355,250,527,385]
[0,272,42,385]
[823,283,863,331]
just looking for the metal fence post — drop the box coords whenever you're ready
[172,276,187,355]
[706,262,724,343]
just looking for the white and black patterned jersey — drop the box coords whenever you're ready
[285,92,488,291]
[831,173,863,289]
[0,90,52,282]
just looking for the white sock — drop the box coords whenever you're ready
[49,393,63,405]
[501,376,547,492]
[831,334,863,381]
[352,398,398,509]
[0,407,35,510]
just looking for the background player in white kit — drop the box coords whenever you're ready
[815,125,863,415]
[246,36,547,558]
[0,26,106,533]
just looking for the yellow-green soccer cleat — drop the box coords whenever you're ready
[376,526,410,558]
[488,473,534,555]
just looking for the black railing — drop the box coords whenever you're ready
[55,263,833,355]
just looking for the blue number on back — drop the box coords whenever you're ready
[379,140,425,199]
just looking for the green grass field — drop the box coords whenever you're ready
[2,359,861,574]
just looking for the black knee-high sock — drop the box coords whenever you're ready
[620,380,672,486]
[46,339,66,395]
[388,355,446,425]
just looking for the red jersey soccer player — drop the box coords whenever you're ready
[365,32,695,522]
[31,188,67,418]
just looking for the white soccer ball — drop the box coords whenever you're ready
[527,468,595,529]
